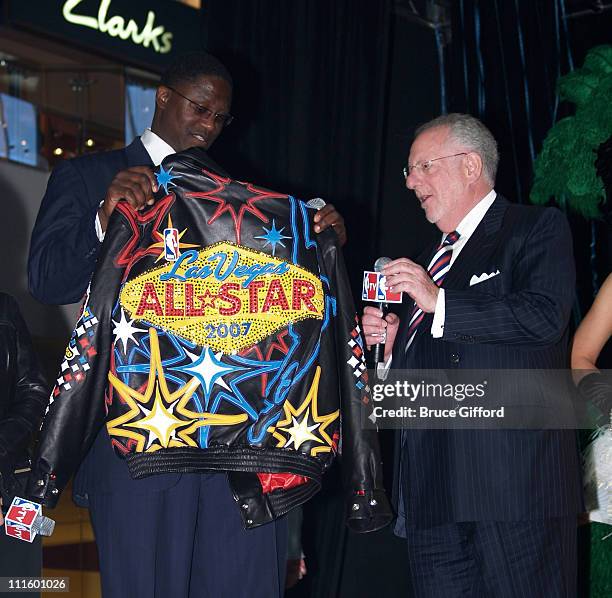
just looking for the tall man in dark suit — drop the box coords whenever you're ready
[363,113,582,597]
[28,52,346,597]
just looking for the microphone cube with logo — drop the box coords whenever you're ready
[361,271,402,304]
[4,497,55,542]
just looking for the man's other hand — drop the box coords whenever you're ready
[98,166,159,232]
[362,306,399,362]
[314,204,347,246]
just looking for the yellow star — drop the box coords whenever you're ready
[124,385,187,449]
[107,327,248,452]
[150,214,200,262]
[280,408,323,450]
[270,366,339,456]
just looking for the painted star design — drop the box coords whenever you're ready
[186,169,288,244]
[281,408,322,450]
[156,164,180,195]
[173,346,237,402]
[270,366,339,456]
[107,328,248,452]
[112,308,143,353]
[126,389,184,449]
[255,220,291,256]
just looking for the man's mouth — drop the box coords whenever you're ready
[419,194,432,207]
[191,133,209,145]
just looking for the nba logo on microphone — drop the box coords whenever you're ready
[362,271,402,303]
[164,228,179,262]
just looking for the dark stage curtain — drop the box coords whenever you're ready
[202,3,395,597]
[444,0,573,204]
[443,1,612,315]
[203,0,392,294]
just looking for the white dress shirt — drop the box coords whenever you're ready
[94,129,176,242]
[430,188,497,337]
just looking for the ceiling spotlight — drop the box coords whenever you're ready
[53,147,63,156]
[86,138,94,147]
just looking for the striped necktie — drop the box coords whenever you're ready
[404,230,460,353]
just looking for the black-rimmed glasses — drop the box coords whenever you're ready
[167,86,234,127]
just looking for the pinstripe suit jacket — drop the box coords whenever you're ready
[392,196,583,526]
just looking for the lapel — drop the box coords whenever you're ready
[441,195,508,290]
[397,196,510,359]
[125,137,154,167]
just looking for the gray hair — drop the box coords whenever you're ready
[415,113,499,184]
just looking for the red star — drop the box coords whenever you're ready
[186,169,287,244]
[240,330,291,395]
[114,194,175,274]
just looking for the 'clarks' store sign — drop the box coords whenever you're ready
[2,0,203,70]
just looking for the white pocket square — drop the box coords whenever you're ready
[469,270,500,286]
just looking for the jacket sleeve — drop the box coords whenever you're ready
[443,208,575,346]
[318,229,393,532]
[0,295,49,498]
[26,210,130,507]
[28,160,102,305]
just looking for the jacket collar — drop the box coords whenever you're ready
[126,137,154,168]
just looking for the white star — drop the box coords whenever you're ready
[179,347,234,399]
[112,309,143,353]
[126,386,188,449]
[280,409,323,450]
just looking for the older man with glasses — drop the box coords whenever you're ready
[362,113,582,597]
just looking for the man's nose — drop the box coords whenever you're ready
[405,169,418,190]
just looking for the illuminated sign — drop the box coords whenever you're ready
[62,0,173,54]
[120,242,325,353]
[4,0,202,69]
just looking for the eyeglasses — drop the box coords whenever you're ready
[167,86,234,127]
[403,152,467,178]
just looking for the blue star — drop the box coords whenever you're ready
[255,220,291,256]
[156,165,180,195]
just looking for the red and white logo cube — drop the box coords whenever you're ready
[4,497,41,542]
[362,271,402,303]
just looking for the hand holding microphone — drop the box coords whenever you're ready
[381,258,440,313]
[362,257,402,367]
[362,307,399,362]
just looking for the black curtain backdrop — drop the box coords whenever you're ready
[444,0,573,204]
[444,1,612,317]
[203,0,392,296]
[202,3,396,597]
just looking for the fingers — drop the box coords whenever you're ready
[314,204,347,246]
[103,166,157,215]
[362,307,387,348]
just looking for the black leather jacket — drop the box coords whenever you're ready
[28,148,391,531]
[0,293,49,500]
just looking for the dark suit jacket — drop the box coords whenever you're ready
[392,196,583,527]
[28,138,154,305]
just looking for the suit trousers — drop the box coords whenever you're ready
[403,517,577,597]
[88,472,288,598]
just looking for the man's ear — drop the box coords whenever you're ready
[156,85,170,111]
[465,152,483,180]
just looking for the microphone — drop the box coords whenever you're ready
[306,197,326,210]
[3,496,55,542]
[371,257,392,367]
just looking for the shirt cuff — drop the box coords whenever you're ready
[94,208,105,243]
[430,288,445,338]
